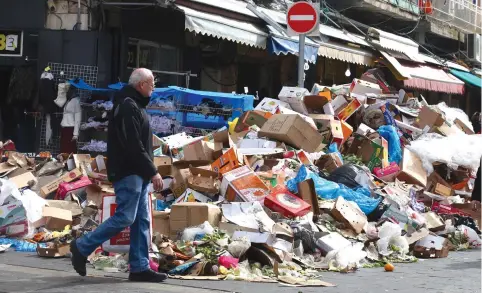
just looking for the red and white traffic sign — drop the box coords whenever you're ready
[287,1,319,35]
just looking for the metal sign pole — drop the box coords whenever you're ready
[298,34,305,87]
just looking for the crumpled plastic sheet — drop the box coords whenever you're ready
[92,100,113,111]
[91,254,128,272]
[148,100,176,111]
[324,242,367,271]
[181,221,214,242]
[80,140,107,152]
[377,125,402,164]
[149,115,179,134]
[406,133,482,174]
[376,222,409,256]
[437,102,474,132]
[287,165,380,215]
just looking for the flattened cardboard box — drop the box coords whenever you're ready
[298,179,320,216]
[259,114,325,153]
[37,244,70,258]
[40,168,83,198]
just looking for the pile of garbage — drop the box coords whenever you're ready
[0,77,481,286]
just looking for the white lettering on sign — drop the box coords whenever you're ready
[5,35,18,51]
[289,15,315,21]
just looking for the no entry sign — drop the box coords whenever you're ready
[287,1,319,35]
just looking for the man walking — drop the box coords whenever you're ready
[70,68,166,282]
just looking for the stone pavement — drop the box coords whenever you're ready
[0,249,480,293]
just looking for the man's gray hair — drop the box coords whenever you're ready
[128,68,154,87]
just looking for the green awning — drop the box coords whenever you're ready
[450,69,482,88]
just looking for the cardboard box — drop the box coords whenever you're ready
[211,148,240,176]
[346,133,383,171]
[316,232,351,253]
[278,86,310,114]
[337,98,362,121]
[329,120,345,146]
[414,106,445,130]
[182,140,222,161]
[315,153,343,173]
[303,95,330,114]
[67,154,92,173]
[274,106,318,129]
[46,200,82,217]
[259,114,326,153]
[37,206,72,231]
[396,148,427,187]
[87,155,108,182]
[331,196,367,234]
[309,114,334,131]
[349,78,382,102]
[340,120,353,142]
[0,200,26,229]
[40,168,83,198]
[154,156,172,177]
[255,98,292,114]
[187,167,219,194]
[220,165,270,202]
[234,111,271,132]
[356,123,376,136]
[8,172,36,189]
[297,179,320,216]
[56,176,92,200]
[330,95,348,115]
[423,212,446,231]
[434,183,453,197]
[264,186,311,218]
[169,202,222,240]
[152,211,170,236]
[454,118,475,135]
[36,244,70,258]
[413,235,450,258]
[170,160,212,198]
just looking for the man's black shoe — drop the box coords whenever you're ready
[129,269,168,282]
[70,240,87,276]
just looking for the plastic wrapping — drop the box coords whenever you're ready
[377,125,402,164]
[181,221,215,242]
[287,166,380,215]
[437,102,474,131]
[325,243,367,271]
[327,143,344,164]
[376,222,408,256]
[406,133,482,174]
[218,255,239,268]
[228,237,251,258]
[457,225,481,248]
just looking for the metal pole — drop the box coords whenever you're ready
[297,34,305,87]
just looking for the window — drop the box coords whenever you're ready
[127,38,181,86]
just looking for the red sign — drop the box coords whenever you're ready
[287,1,319,35]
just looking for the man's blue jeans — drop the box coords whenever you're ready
[76,175,150,273]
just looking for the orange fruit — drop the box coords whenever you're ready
[384,263,394,272]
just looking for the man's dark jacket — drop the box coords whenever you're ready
[107,85,157,182]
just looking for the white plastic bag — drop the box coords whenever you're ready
[437,102,474,131]
[181,221,215,242]
[376,222,408,256]
[0,178,22,206]
[228,237,251,258]
[325,243,367,271]
[458,225,481,248]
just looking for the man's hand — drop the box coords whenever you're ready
[152,173,163,192]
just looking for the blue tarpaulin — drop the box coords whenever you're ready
[68,79,113,92]
[267,36,319,64]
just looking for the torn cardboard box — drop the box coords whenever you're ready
[152,211,170,236]
[297,179,320,216]
[35,206,72,231]
[36,243,70,258]
[187,167,220,194]
[154,156,173,177]
[259,114,326,153]
[255,98,292,114]
[413,235,450,258]
[331,196,367,234]
[397,148,427,187]
[316,153,343,173]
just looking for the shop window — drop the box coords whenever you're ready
[127,38,180,86]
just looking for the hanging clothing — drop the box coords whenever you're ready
[55,82,71,108]
[61,97,82,137]
[38,72,58,114]
[60,127,77,154]
[6,66,36,104]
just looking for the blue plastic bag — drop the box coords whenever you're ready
[287,166,380,215]
[377,125,402,165]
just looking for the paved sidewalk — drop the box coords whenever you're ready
[0,249,480,293]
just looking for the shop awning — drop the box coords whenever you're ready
[367,27,420,61]
[267,32,319,63]
[382,53,465,94]
[316,40,374,66]
[177,5,268,49]
[450,69,482,88]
